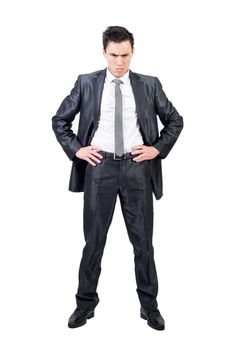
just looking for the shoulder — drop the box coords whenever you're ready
[77,69,106,82]
[130,70,162,87]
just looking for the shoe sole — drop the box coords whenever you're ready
[68,311,95,328]
[140,312,165,331]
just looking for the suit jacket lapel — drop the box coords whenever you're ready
[129,70,147,142]
[91,68,107,127]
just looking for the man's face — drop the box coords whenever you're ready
[103,40,134,77]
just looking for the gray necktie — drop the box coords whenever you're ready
[112,78,124,157]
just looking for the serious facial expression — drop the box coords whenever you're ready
[103,40,134,78]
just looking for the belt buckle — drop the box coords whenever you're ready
[113,153,124,160]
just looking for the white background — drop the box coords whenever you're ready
[0,0,233,349]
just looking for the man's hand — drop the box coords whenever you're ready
[131,145,160,162]
[76,146,103,166]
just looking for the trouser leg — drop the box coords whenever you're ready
[76,160,118,311]
[119,159,159,312]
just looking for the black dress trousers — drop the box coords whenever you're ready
[76,151,159,313]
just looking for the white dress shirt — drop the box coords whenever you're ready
[90,68,144,153]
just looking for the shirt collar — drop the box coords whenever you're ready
[106,68,129,84]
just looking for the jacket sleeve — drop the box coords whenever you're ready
[152,77,184,159]
[52,75,83,160]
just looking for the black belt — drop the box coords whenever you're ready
[99,151,134,160]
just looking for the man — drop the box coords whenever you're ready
[52,26,183,331]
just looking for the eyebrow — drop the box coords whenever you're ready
[110,53,130,57]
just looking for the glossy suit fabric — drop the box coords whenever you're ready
[52,68,184,200]
[77,153,158,312]
[51,68,183,312]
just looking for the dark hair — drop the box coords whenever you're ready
[103,26,134,51]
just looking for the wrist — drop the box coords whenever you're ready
[151,146,160,156]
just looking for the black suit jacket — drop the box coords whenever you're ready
[52,68,183,200]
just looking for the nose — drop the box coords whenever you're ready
[116,56,124,66]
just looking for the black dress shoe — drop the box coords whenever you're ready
[140,307,165,330]
[68,307,95,328]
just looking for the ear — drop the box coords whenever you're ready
[103,48,107,57]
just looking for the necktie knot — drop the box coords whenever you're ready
[112,78,123,85]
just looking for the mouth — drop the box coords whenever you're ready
[116,69,124,73]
